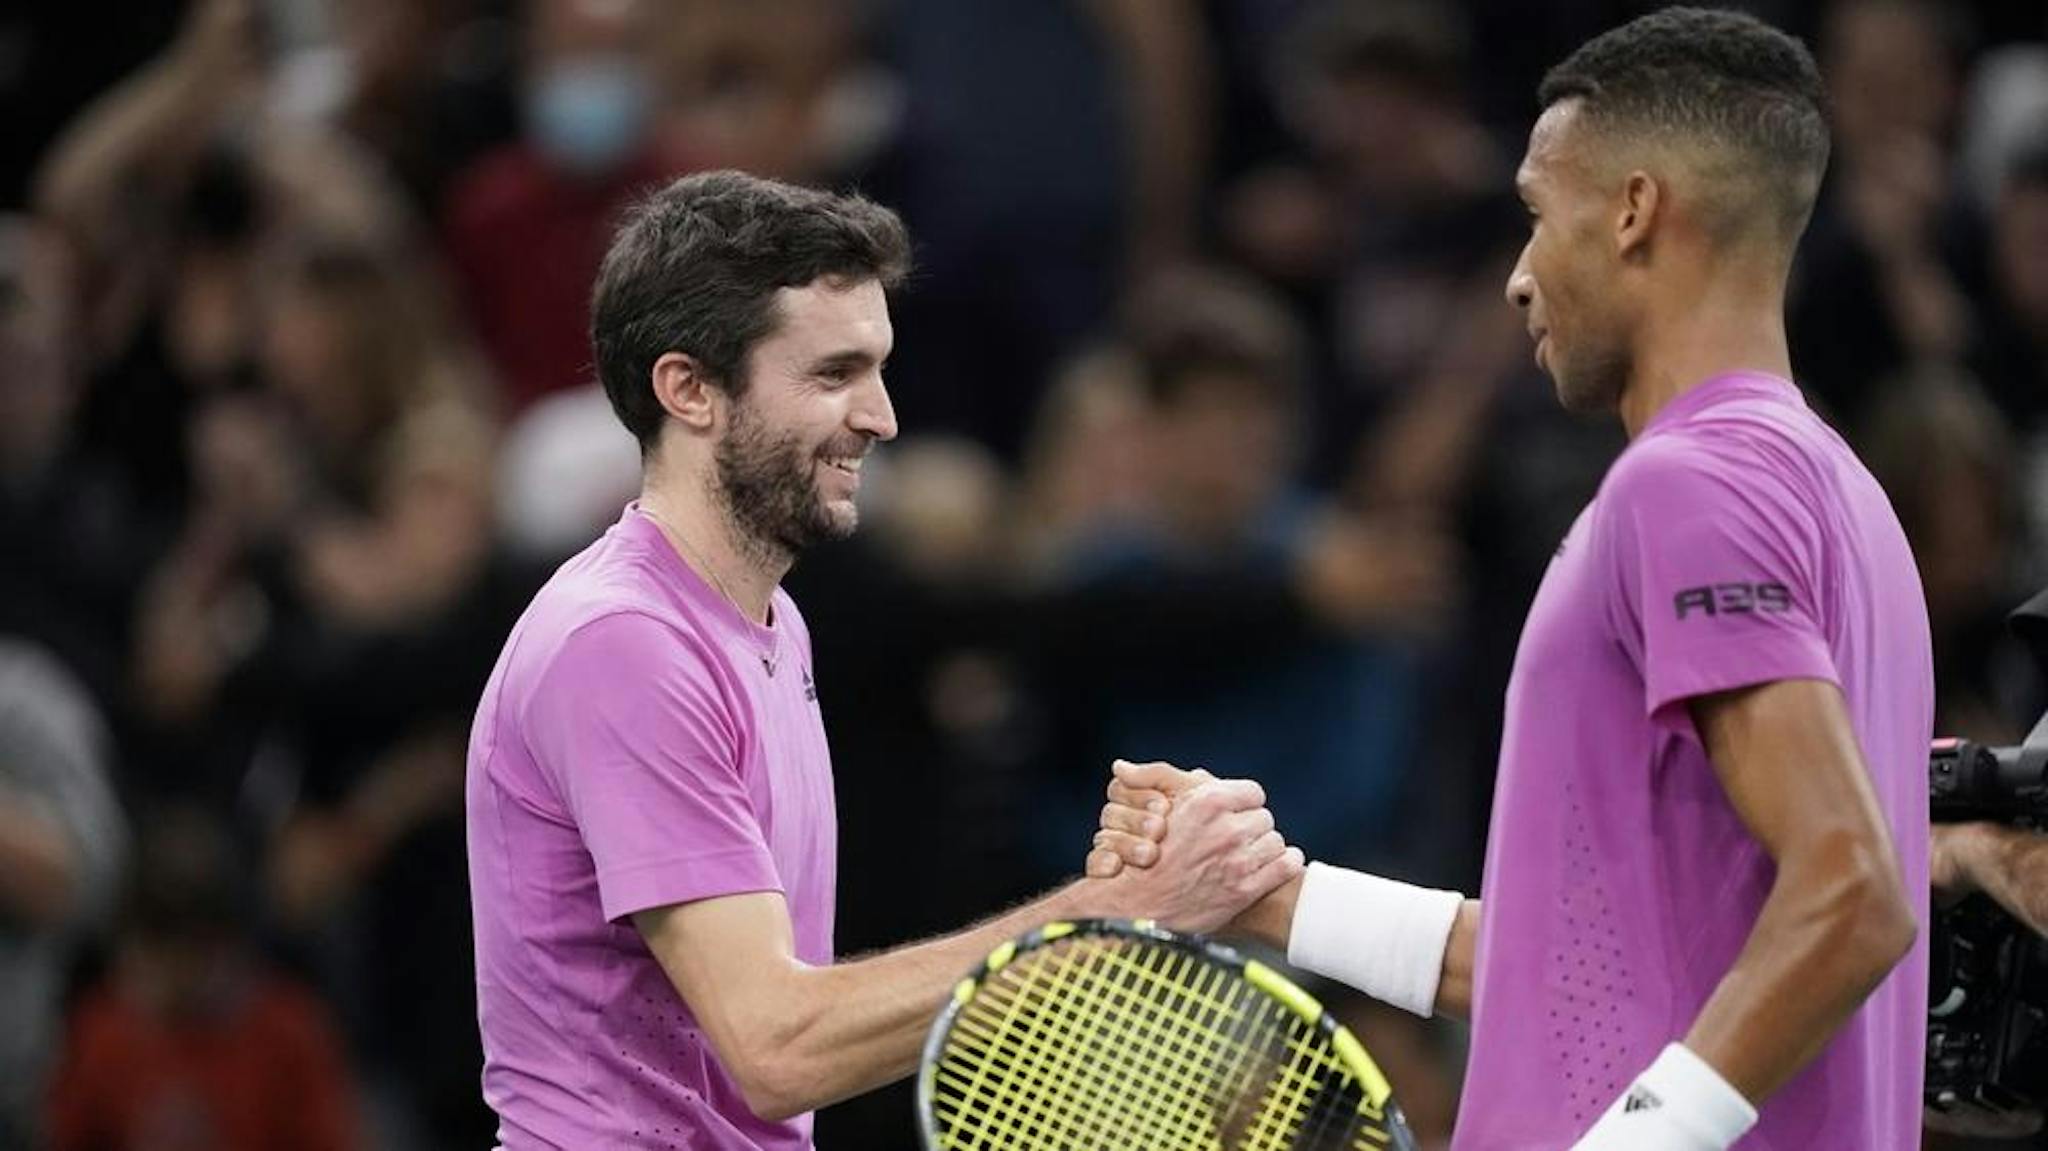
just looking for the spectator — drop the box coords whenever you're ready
[1038,266,1448,875]
[0,642,127,1150]
[876,0,1212,459]
[1971,131,2048,431]
[0,217,147,713]
[1791,0,1980,427]
[1864,370,2038,741]
[1233,0,1527,493]
[46,805,358,1151]
[441,0,684,413]
[127,238,512,1147]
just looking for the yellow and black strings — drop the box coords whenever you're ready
[929,933,1386,1149]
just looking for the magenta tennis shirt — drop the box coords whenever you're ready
[1455,373,1932,1149]
[467,504,836,1150]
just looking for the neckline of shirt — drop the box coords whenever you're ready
[1641,370,1803,437]
[619,502,781,654]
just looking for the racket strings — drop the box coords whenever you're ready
[930,936,1385,1149]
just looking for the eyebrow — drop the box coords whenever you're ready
[807,348,885,375]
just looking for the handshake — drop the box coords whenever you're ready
[1074,759,1302,936]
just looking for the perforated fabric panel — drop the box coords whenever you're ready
[1547,780,1642,1129]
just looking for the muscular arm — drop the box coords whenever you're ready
[636,781,1299,1121]
[634,885,1096,1120]
[1682,678,1918,1104]
[1936,822,2048,938]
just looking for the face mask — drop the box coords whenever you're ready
[526,57,653,175]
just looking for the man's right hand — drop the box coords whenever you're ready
[1083,769,1301,934]
[1087,759,1206,877]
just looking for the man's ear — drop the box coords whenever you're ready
[652,352,719,433]
[1616,170,1661,263]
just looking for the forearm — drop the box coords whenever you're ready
[34,44,236,258]
[1682,842,1916,1103]
[722,881,1104,1119]
[1089,0,1210,277]
[1958,824,2048,937]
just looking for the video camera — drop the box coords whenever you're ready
[1925,589,2048,1131]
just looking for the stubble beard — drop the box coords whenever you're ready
[713,396,861,567]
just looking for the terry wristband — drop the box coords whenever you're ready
[1284,862,1464,1018]
[1571,1043,1758,1150]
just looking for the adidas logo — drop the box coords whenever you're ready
[1622,1087,1663,1115]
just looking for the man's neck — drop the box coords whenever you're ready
[1618,268,1793,439]
[640,480,788,625]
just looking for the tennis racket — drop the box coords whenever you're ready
[918,918,1418,1150]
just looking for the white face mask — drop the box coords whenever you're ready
[526,56,654,174]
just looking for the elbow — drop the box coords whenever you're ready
[1862,880,1918,972]
[1828,843,1919,980]
[729,1045,815,1124]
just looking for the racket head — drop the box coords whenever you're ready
[917,918,1418,1150]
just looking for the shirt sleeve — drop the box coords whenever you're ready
[1599,436,1839,741]
[523,611,781,922]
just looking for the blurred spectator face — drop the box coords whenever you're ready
[1023,352,1152,540]
[1147,369,1294,543]
[653,0,851,179]
[712,278,897,551]
[1822,0,1956,157]
[524,0,653,174]
[1996,168,2048,336]
[0,220,80,482]
[1281,0,1470,202]
[334,0,456,105]
[1307,69,1444,198]
[118,808,249,1024]
[1505,103,1633,415]
[259,251,405,453]
[868,437,1009,582]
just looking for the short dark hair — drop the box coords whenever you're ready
[591,171,912,451]
[1124,266,1305,409]
[1538,7,1832,243]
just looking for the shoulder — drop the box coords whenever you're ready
[1599,417,1816,524]
[514,549,730,697]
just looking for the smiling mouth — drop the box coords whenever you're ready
[821,456,864,478]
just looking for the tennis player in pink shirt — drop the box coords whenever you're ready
[465,171,1305,1149]
[1095,9,1932,1149]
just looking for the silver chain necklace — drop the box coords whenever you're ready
[641,503,779,677]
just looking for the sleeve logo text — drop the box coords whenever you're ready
[1673,581,1793,620]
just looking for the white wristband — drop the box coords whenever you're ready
[1572,1043,1758,1151]
[1284,862,1464,1018]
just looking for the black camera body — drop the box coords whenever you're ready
[1925,591,2048,1129]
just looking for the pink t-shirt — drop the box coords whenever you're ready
[467,504,837,1149]
[1456,373,1933,1149]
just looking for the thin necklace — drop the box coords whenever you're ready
[641,503,779,677]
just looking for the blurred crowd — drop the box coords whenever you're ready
[1,0,2044,1148]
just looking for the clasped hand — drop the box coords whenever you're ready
[1080,760,1292,934]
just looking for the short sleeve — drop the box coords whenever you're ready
[523,612,780,921]
[1599,437,1839,740]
